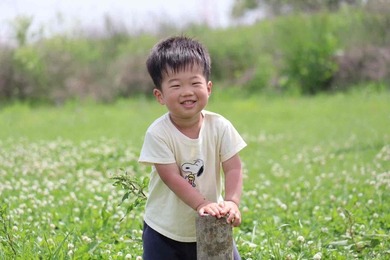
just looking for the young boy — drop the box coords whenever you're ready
[139,36,246,260]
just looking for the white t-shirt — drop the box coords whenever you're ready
[138,110,247,242]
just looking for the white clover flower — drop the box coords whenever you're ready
[313,252,322,259]
[81,235,92,243]
[12,226,18,232]
[67,250,73,256]
[68,243,74,250]
[117,252,123,257]
[125,254,132,259]
[136,256,142,260]
[356,241,365,250]
[297,236,305,243]
[280,203,288,210]
[285,254,292,260]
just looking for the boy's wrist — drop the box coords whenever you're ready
[225,199,240,206]
[195,198,208,211]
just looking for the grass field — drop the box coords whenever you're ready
[0,90,389,259]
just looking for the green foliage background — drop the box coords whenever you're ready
[1,5,389,104]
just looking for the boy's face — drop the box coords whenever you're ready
[153,65,212,121]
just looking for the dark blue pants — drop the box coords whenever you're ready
[143,222,241,260]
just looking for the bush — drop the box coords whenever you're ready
[234,54,276,94]
[0,47,14,100]
[12,45,48,100]
[202,26,260,82]
[0,34,157,104]
[273,13,339,95]
[333,45,390,90]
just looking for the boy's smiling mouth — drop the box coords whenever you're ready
[181,100,196,105]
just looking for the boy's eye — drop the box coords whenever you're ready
[192,82,202,86]
[170,85,180,88]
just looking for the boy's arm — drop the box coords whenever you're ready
[154,163,224,217]
[222,154,243,226]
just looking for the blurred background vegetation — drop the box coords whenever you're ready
[0,0,389,104]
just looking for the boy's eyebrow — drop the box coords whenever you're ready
[166,75,203,83]
[166,78,180,84]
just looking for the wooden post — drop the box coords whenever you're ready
[196,214,233,260]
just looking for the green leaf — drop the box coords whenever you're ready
[121,192,130,203]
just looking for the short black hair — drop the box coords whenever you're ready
[146,36,211,90]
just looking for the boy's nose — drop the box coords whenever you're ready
[181,85,194,95]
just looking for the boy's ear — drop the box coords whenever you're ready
[207,81,212,96]
[153,88,165,105]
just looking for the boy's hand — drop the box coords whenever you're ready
[197,202,224,218]
[219,201,241,227]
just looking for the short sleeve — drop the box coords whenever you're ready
[220,120,247,162]
[138,130,176,165]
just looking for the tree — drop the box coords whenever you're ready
[10,16,33,47]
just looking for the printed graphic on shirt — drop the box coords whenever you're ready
[181,159,204,187]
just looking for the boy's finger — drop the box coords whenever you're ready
[229,215,240,226]
[227,214,235,224]
[219,207,229,215]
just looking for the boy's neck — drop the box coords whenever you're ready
[169,113,203,139]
